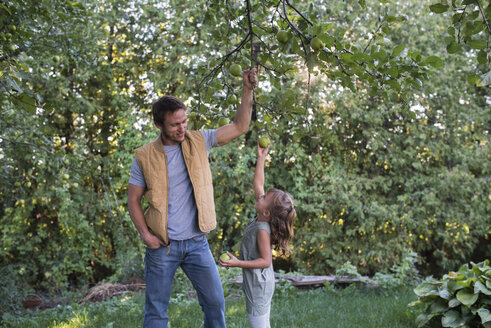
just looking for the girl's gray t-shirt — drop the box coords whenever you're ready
[129,129,218,240]
[240,219,275,316]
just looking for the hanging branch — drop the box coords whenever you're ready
[196,33,251,110]
[476,0,491,36]
[456,5,468,44]
[246,0,260,103]
[281,0,351,77]
[196,0,261,116]
[363,22,385,53]
[281,0,309,54]
[246,0,260,125]
[285,0,313,26]
[0,136,56,158]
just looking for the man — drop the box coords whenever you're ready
[127,68,258,328]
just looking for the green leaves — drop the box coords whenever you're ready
[468,40,487,49]
[478,308,491,325]
[474,281,491,296]
[422,55,445,68]
[414,282,440,297]
[391,44,405,58]
[433,0,490,78]
[466,73,482,86]
[446,40,461,54]
[1,0,490,300]
[456,288,479,306]
[429,3,449,14]
[480,70,491,86]
[441,310,466,328]
[410,260,491,328]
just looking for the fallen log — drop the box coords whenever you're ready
[229,273,379,288]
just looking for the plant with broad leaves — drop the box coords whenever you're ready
[408,259,491,328]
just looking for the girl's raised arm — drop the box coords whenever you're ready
[254,144,269,200]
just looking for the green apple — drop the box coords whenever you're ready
[276,30,290,43]
[220,253,231,261]
[310,37,323,50]
[218,117,229,126]
[227,94,237,105]
[230,64,242,77]
[53,55,61,63]
[258,136,270,148]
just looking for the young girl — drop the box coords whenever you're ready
[219,143,296,328]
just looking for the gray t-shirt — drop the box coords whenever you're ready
[129,129,218,240]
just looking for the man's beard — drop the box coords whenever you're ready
[161,129,184,144]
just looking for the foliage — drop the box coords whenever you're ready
[210,0,489,278]
[429,0,491,86]
[372,251,422,289]
[0,0,489,300]
[0,264,29,314]
[408,260,491,328]
[0,0,158,291]
[274,269,298,295]
[335,261,367,279]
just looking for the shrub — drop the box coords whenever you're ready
[408,259,491,328]
[0,265,29,314]
[373,251,421,289]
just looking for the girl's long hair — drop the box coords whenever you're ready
[266,188,296,255]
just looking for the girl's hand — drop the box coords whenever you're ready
[219,252,240,268]
[257,143,269,160]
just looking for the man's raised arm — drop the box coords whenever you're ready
[216,67,258,146]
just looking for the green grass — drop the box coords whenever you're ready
[2,287,417,327]
[270,287,417,328]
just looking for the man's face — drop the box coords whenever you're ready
[157,108,188,145]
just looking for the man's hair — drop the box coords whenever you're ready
[152,95,186,126]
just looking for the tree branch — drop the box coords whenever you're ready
[285,0,313,26]
[281,0,309,54]
[476,0,491,36]
[0,136,56,158]
[196,33,252,108]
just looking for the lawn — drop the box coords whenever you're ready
[2,287,417,327]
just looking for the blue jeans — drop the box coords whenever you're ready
[143,235,226,328]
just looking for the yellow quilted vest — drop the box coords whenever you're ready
[134,130,217,244]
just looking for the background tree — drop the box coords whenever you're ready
[0,0,489,302]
